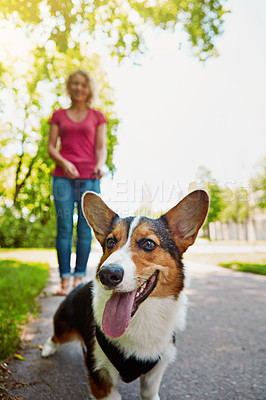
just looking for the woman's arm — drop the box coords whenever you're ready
[94,123,107,179]
[48,124,80,179]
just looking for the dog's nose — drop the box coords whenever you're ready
[99,265,124,287]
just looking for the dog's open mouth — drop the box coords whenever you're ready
[102,271,159,339]
[131,270,159,317]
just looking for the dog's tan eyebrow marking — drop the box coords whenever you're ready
[106,220,128,244]
[131,220,160,241]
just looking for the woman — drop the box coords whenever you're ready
[48,70,107,295]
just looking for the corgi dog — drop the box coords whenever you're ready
[42,190,209,400]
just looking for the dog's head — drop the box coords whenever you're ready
[82,190,209,338]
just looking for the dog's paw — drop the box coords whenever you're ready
[142,396,160,400]
[41,337,58,358]
[99,388,121,400]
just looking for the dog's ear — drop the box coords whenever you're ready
[162,190,209,255]
[82,192,118,246]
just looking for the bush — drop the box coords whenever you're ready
[0,207,56,248]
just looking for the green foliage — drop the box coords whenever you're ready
[0,33,119,248]
[194,165,252,226]
[250,157,266,209]
[0,0,229,61]
[220,262,266,276]
[195,165,226,224]
[0,0,229,247]
[205,183,225,224]
[0,260,49,360]
[0,119,57,248]
[220,186,249,223]
[0,206,56,248]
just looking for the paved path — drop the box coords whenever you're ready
[6,246,266,400]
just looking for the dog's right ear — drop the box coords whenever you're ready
[82,192,118,246]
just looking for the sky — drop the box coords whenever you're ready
[100,0,266,215]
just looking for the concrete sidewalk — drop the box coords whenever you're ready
[189,238,266,254]
[5,245,266,400]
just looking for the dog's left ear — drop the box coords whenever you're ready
[162,190,209,255]
[82,192,118,246]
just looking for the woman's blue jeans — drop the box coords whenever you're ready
[52,176,100,279]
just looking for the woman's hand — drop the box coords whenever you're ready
[62,160,80,179]
[93,166,105,179]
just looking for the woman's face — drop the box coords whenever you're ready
[68,73,90,104]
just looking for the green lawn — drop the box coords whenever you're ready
[220,262,266,275]
[184,249,266,276]
[0,259,49,360]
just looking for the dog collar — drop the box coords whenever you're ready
[95,325,160,383]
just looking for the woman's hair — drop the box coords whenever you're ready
[66,70,97,106]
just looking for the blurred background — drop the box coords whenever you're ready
[0,0,266,247]
[1,1,266,385]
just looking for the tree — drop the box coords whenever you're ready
[0,41,118,199]
[220,186,249,223]
[0,31,118,247]
[0,0,229,247]
[195,165,226,225]
[250,156,266,210]
[193,166,252,239]
[0,0,229,61]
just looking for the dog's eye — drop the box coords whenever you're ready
[138,239,157,252]
[106,237,117,249]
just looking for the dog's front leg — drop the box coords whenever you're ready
[87,341,121,400]
[140,344,176,400]
[88,370,121,400]
[86,351,121,400]
[90,386,121,400]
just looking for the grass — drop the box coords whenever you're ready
[0,259,49,361]
[184,250,266,276]
[219,262,266,275]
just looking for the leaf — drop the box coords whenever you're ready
[13,354,26,361]
[0,0,228,60]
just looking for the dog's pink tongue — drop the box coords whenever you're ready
[102,291,137,338]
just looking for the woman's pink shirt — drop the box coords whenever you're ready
[49,108,107,178]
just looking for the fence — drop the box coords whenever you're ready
[202,214,266,241]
